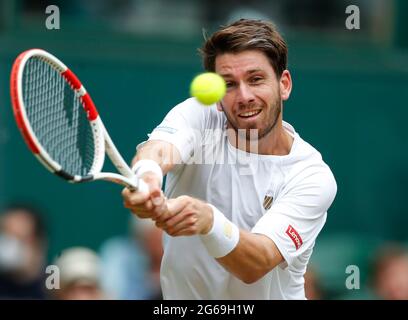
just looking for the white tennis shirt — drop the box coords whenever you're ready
[144,98,337,299]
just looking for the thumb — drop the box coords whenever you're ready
[141,172,162,204]
[166,198,187,215]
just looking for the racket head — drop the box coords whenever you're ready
[10,49,105,182]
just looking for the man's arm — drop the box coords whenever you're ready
[157,169,336,284]
[122,140,181,219]
[216,231,283,284]
[132,140,181,176]
[123,98,207,219]
[157,196,283,284]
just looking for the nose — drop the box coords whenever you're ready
[237,82,255,105]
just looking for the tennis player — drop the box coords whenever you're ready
[122,19,337,299]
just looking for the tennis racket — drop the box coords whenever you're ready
[10,48,148,193]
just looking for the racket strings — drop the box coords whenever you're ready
[22,57,96,177]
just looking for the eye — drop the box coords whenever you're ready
[225,81,236,88]
[250,76,263,84]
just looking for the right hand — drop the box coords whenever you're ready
[122,172,167,220]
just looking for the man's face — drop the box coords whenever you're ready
[215,50,289,140]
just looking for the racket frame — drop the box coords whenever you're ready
[10,49,147,191]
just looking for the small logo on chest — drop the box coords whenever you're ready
[263,194,274,210]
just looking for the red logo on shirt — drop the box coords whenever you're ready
[286,225,303,250]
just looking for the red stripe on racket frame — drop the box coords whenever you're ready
[61,69,82,90]
[10,51,40,154]
[62,69,99,121]
[81,93,98,121]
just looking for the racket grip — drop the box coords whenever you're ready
[137,179,149,194]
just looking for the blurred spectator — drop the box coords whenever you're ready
[99,216,163,300]
[0,204,48,299]
[371,244,408,300]
[304,265,324,300]
[53,247,106,300]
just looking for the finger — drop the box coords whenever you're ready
[162,210,191,227]
[155,213,173,227]
[152,190,165,207]
[156,197,189,223]
[164,213,197,236]
[142,172,162,196]
[122,188,150,206]
[129,205,160,219]
[152,199,175,222]
[122,187,132,200]
[142,174,163,207]
[144,199,154,211]
[166,197,188,215]
[123,200,153,214]
[150,200,168,221]
[123,196,152,210]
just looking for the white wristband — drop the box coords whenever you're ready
[200,205,240,258]
[131,159,163,187]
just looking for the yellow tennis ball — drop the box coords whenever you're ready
[190,72,226,105]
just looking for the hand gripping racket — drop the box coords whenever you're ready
[10,48,148,193]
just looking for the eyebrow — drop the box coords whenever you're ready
[220,69,264,78]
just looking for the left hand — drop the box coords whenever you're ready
[122,172,167,220]
[155,195,213,237]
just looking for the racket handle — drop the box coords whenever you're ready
[137,178,149,194]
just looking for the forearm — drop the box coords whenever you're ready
[132,140,181,176]
[199,204,283,284]
[157,196,284,284]
[216,231,283,284]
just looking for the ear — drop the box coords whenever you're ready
[216,101,224,112]
[279,70,292,101]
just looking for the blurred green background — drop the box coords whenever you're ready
[1,0,407,299]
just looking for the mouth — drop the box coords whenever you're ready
[238,109,262,120]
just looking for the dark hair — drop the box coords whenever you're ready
[0,203,47,243]
[200,19,288,77]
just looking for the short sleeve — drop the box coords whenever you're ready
[145,98,207,163]
[252,167,337,267]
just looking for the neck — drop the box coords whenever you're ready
[227,118,293,156]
